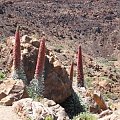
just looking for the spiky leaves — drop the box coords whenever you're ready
[28,37,46,99]
[70,61,74,81]
[77,46,84,87]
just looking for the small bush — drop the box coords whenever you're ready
[0,72,5,80]
[45,115,54,120]
[108,57,117,61]
[73,112,97,120]
[60,91,87,119]
[85,77,94,87]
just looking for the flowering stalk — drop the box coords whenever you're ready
[13,26,21,70]
[69,61,74,81]
[77,45,84,87]
[11,26,21,79]
[34,37,46,79]
[28,37,46,98]
[11,26,27,84]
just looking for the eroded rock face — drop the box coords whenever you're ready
[7,35,72,103]
[13,98,69,120]
[44,52,72,103]
[0,79,28,105]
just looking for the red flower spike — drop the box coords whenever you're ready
[35,37,46,79]
[13,26,21,70]
[70,61,74,81]
[77,45,84,87]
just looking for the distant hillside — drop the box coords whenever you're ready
[0,0,120,58]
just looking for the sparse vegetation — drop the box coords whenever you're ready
[108,57,118,61]
[0,72,5,80]
[85,77,94,88]
[96,57,114,67]
[73,112,97,120]
[0,33,6,42]
[45,115,54,120]
[60,91,87,119]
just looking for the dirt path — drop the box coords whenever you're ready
[0,105,22,120]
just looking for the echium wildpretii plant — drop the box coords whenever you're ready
[69,61,74,81]
[77,45,84,87]
[28,37,46,99]
[11,26,27,84]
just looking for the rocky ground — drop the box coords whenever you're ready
[0,0,120,120]
[0,0,120,58]
[0,34,120,120]
[0,105,22,120]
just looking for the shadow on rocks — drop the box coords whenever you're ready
[60,90,86,119]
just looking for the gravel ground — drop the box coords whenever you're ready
[0,105,22,120]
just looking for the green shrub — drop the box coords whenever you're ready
[108,57,117,61]
[73,112,97,120]
[45,115,54,120]
[85,77,94,87]
[0,72,5,80]
[60,91,87,119]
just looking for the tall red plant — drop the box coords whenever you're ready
[13,26,21,70]
[77,45,84,87]
[70,61,74,81]
[28,37,46,98]
[34,37,46,79]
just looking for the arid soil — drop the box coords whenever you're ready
[0,0,120,58]
[0,0,120,119]
[0,105,22,120]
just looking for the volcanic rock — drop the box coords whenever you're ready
[13,98,69,120]
[0,79,28,106]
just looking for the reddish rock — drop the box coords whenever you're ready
[44,52,72,103]
[0,92,6,100]
[93,91,108,111]
[0,95,15,106]
[0,79,28,106]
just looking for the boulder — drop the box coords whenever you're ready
[44,53,72,103]
[13,98,69,120]
[7,36,72,103]
[0,80,15,100]
[93,91,107,111]
[30,38,40,48]
[21,35,32,43]
[0,95,15,106]
[0,79,28,106]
